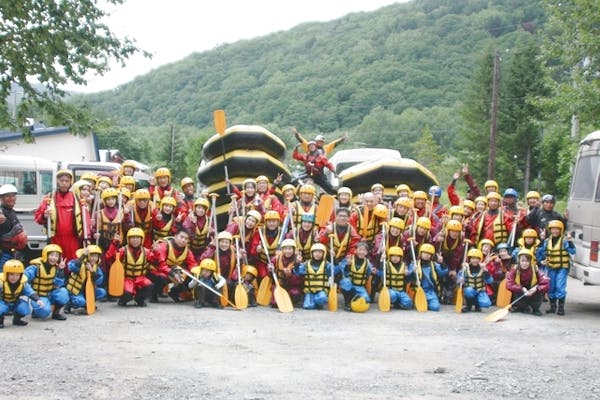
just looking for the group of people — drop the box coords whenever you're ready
[0,144,575,328]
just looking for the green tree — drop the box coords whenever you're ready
[414,125,443,171]
[0,0,145,140]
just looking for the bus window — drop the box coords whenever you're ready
[571,155,599,200]
[41,170,53,194]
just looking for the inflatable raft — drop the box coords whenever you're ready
[202,125,287,161]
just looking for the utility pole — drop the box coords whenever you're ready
[488,51,500,180]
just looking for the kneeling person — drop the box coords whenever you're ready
[0,260,45,327]
[189,258,226,309]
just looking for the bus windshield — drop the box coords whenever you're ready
[571,154,600,201]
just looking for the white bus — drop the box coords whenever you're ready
[568,130,600,284]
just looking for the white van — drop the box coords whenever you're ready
[567,130,600,284]
[0,155,56,252]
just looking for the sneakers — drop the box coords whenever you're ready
[546,299,557,314]
[531,309,543,316]
[168,289,181,303]
[135,297,147,307]
[13,315,28,326]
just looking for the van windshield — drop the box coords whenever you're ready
[571,154,600,200]
[0,170,37,195]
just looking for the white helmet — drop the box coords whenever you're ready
[0,184,18,196]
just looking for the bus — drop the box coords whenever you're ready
[568,130,600,284]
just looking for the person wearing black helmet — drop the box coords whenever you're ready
[526,194,567,239]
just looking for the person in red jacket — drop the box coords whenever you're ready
[292,141,337,194]
[506,248,549,315]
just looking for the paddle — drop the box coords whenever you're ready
[258,228,293,313]
[328,234,338,312]
[233,236,249,309]
[180,269,240,309]
[213,109,230,195]
[85,269,95,315]
[316,194,335,228]
[409,240,428,312]
[378,223,390,312]
[108,252,125,297]
[495,221,518,307]
[455,241,469,313]
[485,285,537,322]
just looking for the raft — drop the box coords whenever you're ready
[339,157,438,196]
[202,125,287,161]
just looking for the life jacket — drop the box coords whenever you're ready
[293,201,316,227]
[48,192,83,238]
[464,265,486,291]
[99,207,122,241]
[356,206,378,243]
[386,261,407,291]
[296,228,315,261]
[349,257,369,287]
[417,261,440,294]
[516,238,540,267]
[545,236,570,269]
[153,214,174,241]
[152,186,174,204]
[276,254,295,283]
[66,260,98,295]
[124,246,149,278]
[477,209,508,244]
[134,203,154,235]
[258,228,281,264]
[332,224,351,261]
[515,266,538,288]
[1,275,27,303]
[190,216,210,251]
[215,248,236,280]
[29,258,56,297]
[166,240,190,268]
[304,260,328,294]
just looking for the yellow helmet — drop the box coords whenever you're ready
[282,184,296,194]
[155,167,171,180]
[518,248,534,259]
[548,220,564,232]
[134,189,151,200]
[449,205,465,216]
[127,227,145,240]
[486,191,502,201]
[217,231,233,241]
[419,243,436,255]
[160,196,177,208]
[522,228,538,239]
[42,244,62,262]
[244,265,258,278]
[256,175,269,184]
[467,248,483,259]
[412,191,427,200]
[299,184,316,195]
[264,210,281,221]
[350,296,369,313]
[373,204,388,219]
[246,210,262,223]
[199,258,217,272]
[3,259,24,275]
[311,243,327,253]
[96,176,113,188]
[180,177,194,189]
[120,176,136,187]
[121,160,137,171]
[396,184,411,194]
[119,187,131,199]
[395,197,413,209]
[388,217,405,231]
[87,245,103,255]
[101,187,120,201]
[484,180,499,192]
[387,246,404,257]
[462,200,475,210]
[526,191,540,200]
[81,172,98,184]
[446,220,463,232]
[371,183,384,192]
[475,196,488,205]
[56,169,74,181]
[416,217,431,230]
[194,197,210,209]
[478,239,495,251]
[281,238,296,248]
[243,178,257,187]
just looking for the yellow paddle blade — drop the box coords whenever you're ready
[220,284,229,307]
[235,284,248,309]
[328,284,338,312]
[414,287,428,312]
[316,195,335,228]
[214,110,226,135]
[378,286,391,312]
[496,279,511,307]
[455,287,463,313]
[108,258,124,297]
[85,271,95,315]
[485,306,509,322]
[257,276,273,306]
[274,286,294,313]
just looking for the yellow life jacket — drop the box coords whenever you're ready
[546,236,570,269]
[152,187,173,204]
[166,241,190,268]
[276,254,295,282]
[190,217,210,250]
[66,260,98,295]
[296,229,315,261]
[29,258,56,297]
[153,215,174,241]
[258,228,281,264]
[515,266,538,288]
[492,209,509,244]
[1,275,27,303]
[356,206,378,243]
[304,260,328,294]
[124,247,149,278]
[293,202,317,227]
[332,223,351,261]
[386,261,407,290]
[99,208,123,241]
[349,257,369,286]
[134,202,154,234]
[464,265,486,291]
[48,192,83,237]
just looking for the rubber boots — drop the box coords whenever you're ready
[546,298,557,314]
[52,305,67,320]
[13,314,28,326]
[557,298,565,316]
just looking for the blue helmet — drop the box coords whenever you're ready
[503,188,518,198]
[496,243,511,252]
[301,213,315,223]
[428,185,442,198]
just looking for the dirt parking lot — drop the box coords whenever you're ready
[3,276,600,400]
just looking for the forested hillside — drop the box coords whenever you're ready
[75,0,563,193]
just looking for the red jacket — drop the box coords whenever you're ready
[293,148,334,176]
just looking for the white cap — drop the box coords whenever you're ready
[0,184,18,195]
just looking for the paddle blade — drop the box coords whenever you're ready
[220,284,229,307]
[274,286,294,313]
[85,271,95,315]
[496,279,511,307]
[378,286,391,312]
[414,287,428,312]
[406,283,415,300]
[455,288,463,313]
[316,194,335,228]
[214,110,226,135]
[485,306,509,322]
[257,276,273,306]
[108,258,124,297]
[328,284,338,312]
[235,284,248,309]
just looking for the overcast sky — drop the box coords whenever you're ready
[67,0,405,93]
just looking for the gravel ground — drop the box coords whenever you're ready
[3,276,600,400]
